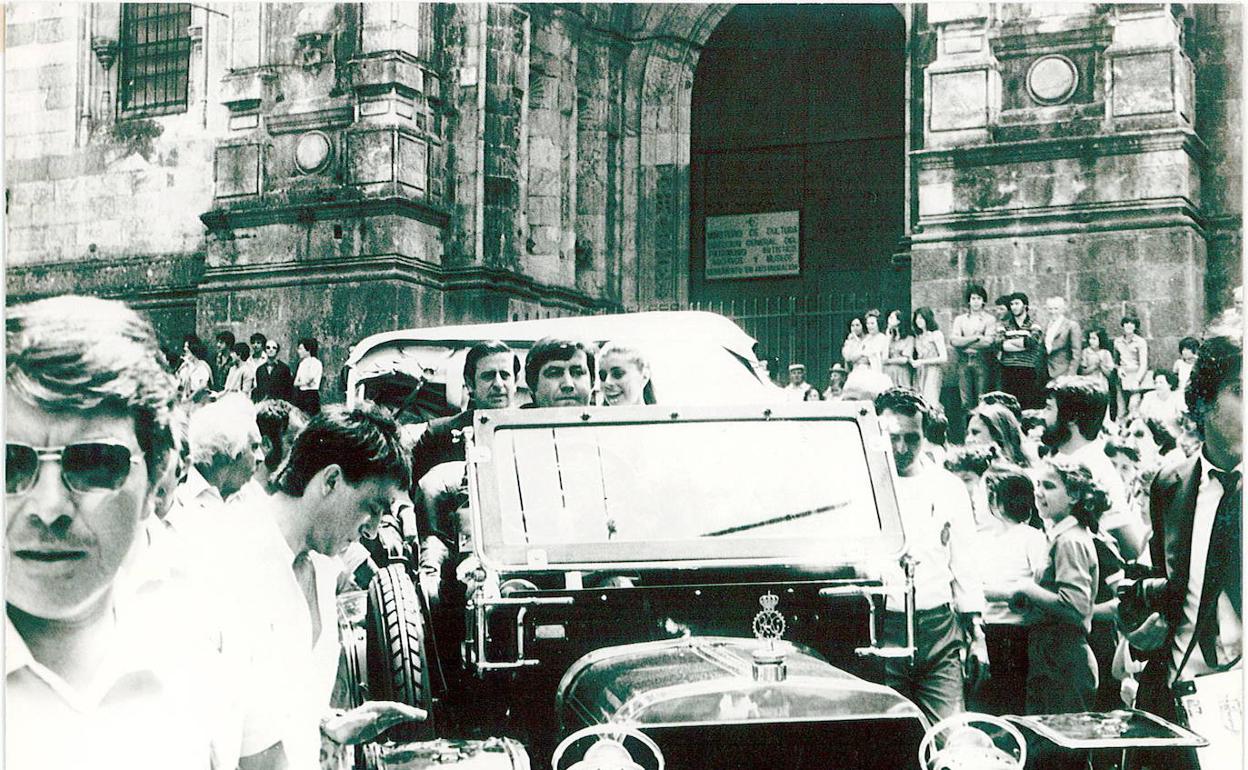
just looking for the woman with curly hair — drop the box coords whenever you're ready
[1013,457,1107,714]
[965,402,1031,467]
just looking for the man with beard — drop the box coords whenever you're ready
[1041,375,1143,561]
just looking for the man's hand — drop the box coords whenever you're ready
[1123,611,1170,653]
[320,701,428,745]
[963,622,991,693]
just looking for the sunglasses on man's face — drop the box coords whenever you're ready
[5,442,142,496]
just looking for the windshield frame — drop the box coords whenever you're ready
[466,403,906,574]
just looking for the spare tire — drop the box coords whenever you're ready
[366,564,434,739]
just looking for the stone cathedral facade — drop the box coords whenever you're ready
[5,3,1241,388]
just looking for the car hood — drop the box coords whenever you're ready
[556,636,923,730]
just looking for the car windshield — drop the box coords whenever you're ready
[478,413,902,569]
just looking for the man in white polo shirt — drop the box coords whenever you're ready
[874,387,989,724]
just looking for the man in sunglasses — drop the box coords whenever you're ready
[6,296,287,770]
[254,338,294,403]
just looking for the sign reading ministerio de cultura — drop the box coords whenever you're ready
[705,211,801,280]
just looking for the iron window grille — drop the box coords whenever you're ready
[117,3,193,118]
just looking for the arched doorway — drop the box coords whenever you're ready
[688,4,908,382]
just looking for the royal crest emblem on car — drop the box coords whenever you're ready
[752,591,786,642]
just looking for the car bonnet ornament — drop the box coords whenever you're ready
[751,592,788,682]
[752,592,786,641]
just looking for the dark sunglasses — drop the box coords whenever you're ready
[6,442,142,495]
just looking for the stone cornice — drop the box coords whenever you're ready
[196,255,616,313]
[266,103,355,135]
[912,129,1208,170]
[201,195,451,233]
[5,253,205,303]
[442,266,620,312]
[989,20,1113,57]
[912,197,1206,243]
[198,253,445,293]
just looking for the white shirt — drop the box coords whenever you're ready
[294,357,324,391]
[1170,456,1244,682]
[883,460,987,614]
[226,500,344,770]
[5,586,251,770]
[165,465,228,537]
[239,356,261,397]
[1065,437,1134,534]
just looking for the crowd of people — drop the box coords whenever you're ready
[169,330,324,414]
[785,287,1213,458]
[4,296,660,770]
[7,289,1238,770]
[866,307,1241,770]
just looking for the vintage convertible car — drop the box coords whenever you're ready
[341,397,932,769]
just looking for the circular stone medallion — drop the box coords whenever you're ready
[295,131,333,174]
[1027,55,1079,105]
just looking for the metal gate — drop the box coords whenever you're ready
[643,292,883,387]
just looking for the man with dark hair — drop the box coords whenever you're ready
[525,336,595,408]
[410,340,520,484]
[1175,336,1201,395]
[872,387,988,724]
[5,296,285,770]
[214,330,237,391]
[1041,375,1143,560]
[950,284,998,416]
[254,339,294,402]
[996,292,1046,410]
[1125,327,1241,770]
[254,398,309,491]
[234,403,423,767]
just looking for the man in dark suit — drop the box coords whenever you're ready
[409,340,519,484]
[1123,326,1240,769]
[253,339,294,402]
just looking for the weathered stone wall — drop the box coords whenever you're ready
[5,2,220,344]
[910,2,1236,413]
[5,2,1238,396]
[1192,3,1243,315]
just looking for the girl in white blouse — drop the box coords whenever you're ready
[292,337,323,415]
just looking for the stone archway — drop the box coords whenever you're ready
[619,4,909,320]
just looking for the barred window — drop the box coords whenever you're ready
[117,3,193,118]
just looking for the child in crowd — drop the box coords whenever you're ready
[972,463,1048,716]
[1019,409,1049,463]
[1103,438,1146,530]
[1013,457,1105,714]
[944,444,998,533]
[1173,336,1200,395]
